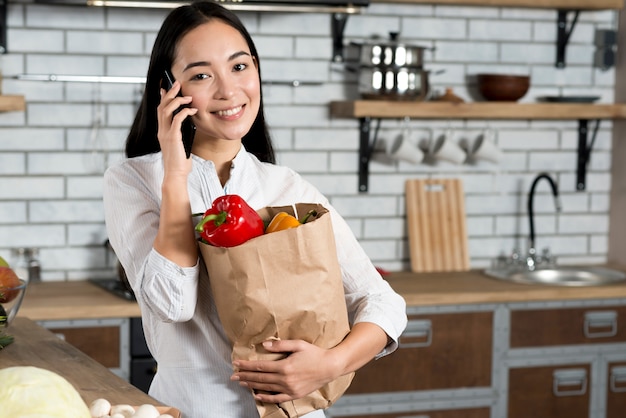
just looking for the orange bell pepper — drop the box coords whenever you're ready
[265,212,301,234]
[265,210,318,234]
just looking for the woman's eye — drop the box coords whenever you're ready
[192,73,209,81]
[233,63,247,72]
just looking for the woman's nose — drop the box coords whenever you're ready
[212,74,236,100]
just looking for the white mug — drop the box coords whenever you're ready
[429,129,466,164]
[471,130,502,163]
[386,132,424,165]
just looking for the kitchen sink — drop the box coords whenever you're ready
[484,265,626,287]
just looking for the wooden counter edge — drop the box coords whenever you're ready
[1,318,164,407]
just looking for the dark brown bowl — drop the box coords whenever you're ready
[476,73,530,102]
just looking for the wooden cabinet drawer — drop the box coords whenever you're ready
[346,311,493,394]
[510,306,626,348]
[337,407,490,418]
[508,364,591,418]
[607,362,626,418]
[49,326,120,368]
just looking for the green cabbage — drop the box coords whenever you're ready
[0,366,91,418]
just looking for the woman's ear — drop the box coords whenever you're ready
[252,56,258,69]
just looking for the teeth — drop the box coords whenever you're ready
[216,106,242,116]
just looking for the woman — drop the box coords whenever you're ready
[103,2,407,417]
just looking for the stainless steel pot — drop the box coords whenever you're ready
[357,67,431,101]
[350,32,433,101]
[352,32,429,68]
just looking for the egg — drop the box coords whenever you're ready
[132,404,160,418]
[109,404,135,418]
[89,398,111,417]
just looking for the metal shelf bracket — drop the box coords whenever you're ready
[358,117,381,193]
[576,119,600,191]
[0,0,7,54]
[556,9,580,68]
[331,13,349,62]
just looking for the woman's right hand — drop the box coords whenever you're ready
[157,80,198,177]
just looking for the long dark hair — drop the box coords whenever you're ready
[125,0,275,163]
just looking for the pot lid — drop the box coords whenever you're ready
[351,32,429,49]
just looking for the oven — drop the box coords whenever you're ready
[130,317,158,393]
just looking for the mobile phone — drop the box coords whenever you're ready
[163,70,196,159]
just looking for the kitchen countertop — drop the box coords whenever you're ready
[0,317,162,407]
[16,266,626,321]
[19,280,141,321]
[387,267,626,306]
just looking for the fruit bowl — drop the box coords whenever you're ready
[476,73,530,102]
[1,279,27,330]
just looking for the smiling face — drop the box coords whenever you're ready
[171,19,260,151]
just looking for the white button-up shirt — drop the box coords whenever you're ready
[103,147,407,418]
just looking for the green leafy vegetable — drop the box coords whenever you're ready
[0,332,14,349]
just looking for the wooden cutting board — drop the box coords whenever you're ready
[405,178,470,272]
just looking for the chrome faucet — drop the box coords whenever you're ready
[527,172,561,270]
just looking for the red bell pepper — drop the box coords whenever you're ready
[195,195,264,247]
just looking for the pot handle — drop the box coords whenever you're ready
[424,68,446,76]
[388,32,436,52]
[344,63,359,73]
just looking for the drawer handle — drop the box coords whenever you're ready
[584,311,617,338]
[610,366,626,393]
[553,368,587,397]
[399,319,432,348]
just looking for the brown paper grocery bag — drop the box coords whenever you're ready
[199,203,354,418]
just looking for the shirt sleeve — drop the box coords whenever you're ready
[103,160,200,322]
[328,204,408,358]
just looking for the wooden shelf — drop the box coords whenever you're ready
[0,95,26,112]
[330,101,626,120]
[371,0,624,10]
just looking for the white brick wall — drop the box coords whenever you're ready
[0,1,618,279]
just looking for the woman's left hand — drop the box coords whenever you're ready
[231,339,340,403]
